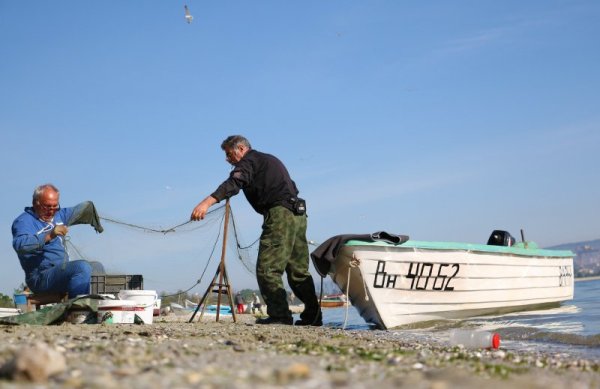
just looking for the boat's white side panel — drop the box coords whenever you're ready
[331,245,574,329]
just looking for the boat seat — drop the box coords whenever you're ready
[487,230,516,246]
[26,292,68,312]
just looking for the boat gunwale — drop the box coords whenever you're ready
[344,240,574,258]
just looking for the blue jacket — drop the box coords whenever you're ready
[12,205,79,281]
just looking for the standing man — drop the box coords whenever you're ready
[190,136,322,326]
[12,184,104,299]
[251,292,262,315]
[235,291,246,314]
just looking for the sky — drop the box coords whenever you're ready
[1,1,599,296]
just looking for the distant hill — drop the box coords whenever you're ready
[546,238,600,252]
[546,239,600,277]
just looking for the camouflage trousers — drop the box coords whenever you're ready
[256,206,320,321]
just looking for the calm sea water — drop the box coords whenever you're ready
[316,278,600,360]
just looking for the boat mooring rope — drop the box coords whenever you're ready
[342,255,362,329]
[343,268,351,329]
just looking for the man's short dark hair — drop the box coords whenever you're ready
[221,135,252,150]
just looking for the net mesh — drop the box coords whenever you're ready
[63,204,259,296]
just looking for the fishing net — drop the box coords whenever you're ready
[64,204,259,297]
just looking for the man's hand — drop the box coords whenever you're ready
[52,225,68,237]
[190,196,218,221]
[47,225,68,242]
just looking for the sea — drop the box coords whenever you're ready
[316,278,600,360]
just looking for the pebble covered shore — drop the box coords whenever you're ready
[0,313,599,388]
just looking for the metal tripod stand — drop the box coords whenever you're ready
[189,199,237,323]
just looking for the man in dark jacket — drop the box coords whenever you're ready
[190,135,322,326]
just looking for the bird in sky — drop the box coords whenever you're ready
[184,5,193,24]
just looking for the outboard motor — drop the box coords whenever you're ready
[487,230,516,246]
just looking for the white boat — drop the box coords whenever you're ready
[311,231,574,329]
[0,308,21,318]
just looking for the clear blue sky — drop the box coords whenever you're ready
[1,1,599,296]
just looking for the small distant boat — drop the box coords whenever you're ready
[311,231,575,329]
[170,302,192,315]
[205,304,232,315]
[169,301,232,316]
[320,294,349,308]
[184,299,199,310]
[0,308,20,318]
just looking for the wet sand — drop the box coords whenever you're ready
[0,312,599,388]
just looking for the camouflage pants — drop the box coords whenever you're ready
[256,206,319,320]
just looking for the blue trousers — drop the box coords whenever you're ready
[27,260,92,298]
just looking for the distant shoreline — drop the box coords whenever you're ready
[575,276,600,282]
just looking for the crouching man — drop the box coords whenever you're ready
[12,183,104,299]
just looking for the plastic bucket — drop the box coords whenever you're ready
[13,294,27,305]
[117,290,157,324]
[97,299,143,324]
[13,294,28,312]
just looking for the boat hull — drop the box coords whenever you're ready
[329,241,574,329]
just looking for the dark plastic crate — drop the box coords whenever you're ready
[90,274,144,294]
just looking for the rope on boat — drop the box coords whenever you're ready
[349,255,368,302]
[343,267,351,329]
[342,255,364,329]
[319,275,324,307]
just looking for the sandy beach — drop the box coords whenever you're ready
[0,312,599,388]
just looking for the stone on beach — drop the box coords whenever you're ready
[0,341,66,383]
